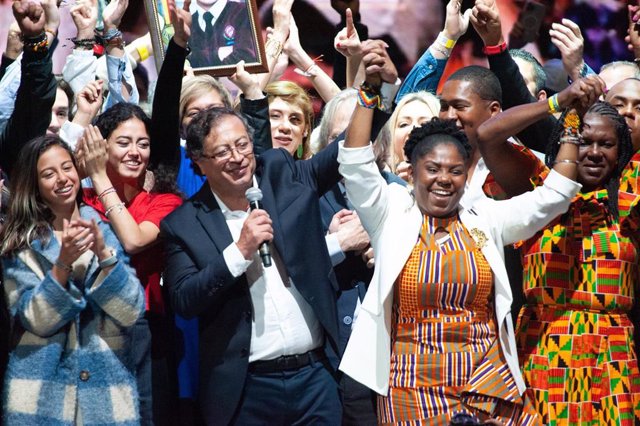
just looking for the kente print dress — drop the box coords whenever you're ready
[517,189,640,425]
[378,214,539,425]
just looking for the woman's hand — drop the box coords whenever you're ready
[12,0,45,38]
[556,75,606,116]
[168,0,191,49]
[70,0,98,41]
[102,0,128,31]
[229,61,262,100]
[444,0,472,41]
[74,80,104,128]
[334,8,362,58]
[550,19,586,83]
[57,219,95,268]
[360,39,397,86]
[80,125,109,180]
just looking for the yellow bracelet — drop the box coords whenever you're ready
[136,44,150,62]
[548,94,559,114]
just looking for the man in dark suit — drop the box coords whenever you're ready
[188,0,257,68]
[160,107,341,425]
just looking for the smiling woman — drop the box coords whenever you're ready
[79,103,183,423]
[0,135,145,425]
[473,74,640,423]
[265,80,313,160]
[335,63,593,423]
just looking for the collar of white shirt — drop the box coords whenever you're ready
[194,0,228,33]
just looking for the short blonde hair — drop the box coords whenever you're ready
[179,75,233,124]
[265,81,314,159]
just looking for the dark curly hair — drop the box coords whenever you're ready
[94,103,181,196]
[403,118,472,166]
[546,102,633,218]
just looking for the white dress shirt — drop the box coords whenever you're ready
[194,0,228,33]
[213,188,323,362]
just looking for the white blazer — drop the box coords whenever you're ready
[337,142,581,396]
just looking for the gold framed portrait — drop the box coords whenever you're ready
[144,0,268,77]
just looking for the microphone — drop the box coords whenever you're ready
[245,187,272,267]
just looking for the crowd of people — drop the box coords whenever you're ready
[1,0,640,424]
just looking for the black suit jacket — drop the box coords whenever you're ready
[188,2,256,68]
[160,141,341,425]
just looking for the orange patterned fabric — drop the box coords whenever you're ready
[378,214,539,425]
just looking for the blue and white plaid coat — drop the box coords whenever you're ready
[2,205,145,425]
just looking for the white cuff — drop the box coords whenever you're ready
[223,243,253,278]
[325,233,346,266]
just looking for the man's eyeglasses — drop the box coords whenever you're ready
[201,140,253,161]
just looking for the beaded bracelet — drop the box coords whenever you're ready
[105,202,126,218]
[22,32,48,53]
[72,37,97,50]
[562,111,580,137]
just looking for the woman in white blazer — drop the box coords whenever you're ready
[337,73,596,424]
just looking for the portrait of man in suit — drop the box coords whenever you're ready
[188,0,258,68]
[160,108,342,424]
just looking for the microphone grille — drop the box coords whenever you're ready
[245,187,263,202]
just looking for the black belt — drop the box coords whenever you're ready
[248,348,326,374]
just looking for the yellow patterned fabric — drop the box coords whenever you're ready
[517,189,640,425]
[379,215,539,425]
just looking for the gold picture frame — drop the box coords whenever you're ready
[144,0,268,77]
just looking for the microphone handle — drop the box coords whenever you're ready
[248,200,272,267]
[259,243,272,267]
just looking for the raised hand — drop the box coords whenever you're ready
[168,0,191,48]
[443,0,472,41]
[79,125,109,180]
[74,80,104,127]
[283,14,302,57]
[331,0,360,18]
[103,0,128,30]
[272,0,294,41]
[229,60,262,100]
[470,0,503,47]
[40,0,60,36]
[626,3,640,59]
[236,209,274,261]
[557,75,606,115]
[70,0,98,40]
[334,8,362,58]
[550,19,586,82]
[361,39,398,85]
[5,21,23,60]
[12,0,45,38]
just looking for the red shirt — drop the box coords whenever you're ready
[84,189,183,313]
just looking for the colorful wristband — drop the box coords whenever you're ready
[548,94,560,114]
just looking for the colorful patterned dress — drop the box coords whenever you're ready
[517,190,640,425]
[378,215,538,425]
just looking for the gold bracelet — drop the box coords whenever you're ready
[554,159,579,165]
[265,36,283,59]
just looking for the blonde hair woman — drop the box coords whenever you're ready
[265,80,314,160]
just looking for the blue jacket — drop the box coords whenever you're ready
[2,205,145,425]
[161,141,342,425]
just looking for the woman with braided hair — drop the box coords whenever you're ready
[476,76,640,424]
[335,63,597,423]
